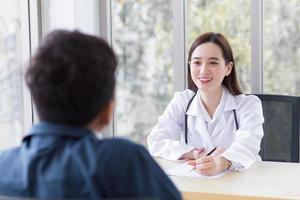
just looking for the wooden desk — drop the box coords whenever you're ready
[155,158,300,200]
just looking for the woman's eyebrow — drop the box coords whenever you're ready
[192,57,201,60]
[192,57,220,61]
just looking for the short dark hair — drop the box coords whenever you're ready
[26,30,117,125]
[187,32,242,95]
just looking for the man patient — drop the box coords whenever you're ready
[0,30,181,199]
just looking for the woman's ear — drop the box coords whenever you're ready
[226,62,233,76]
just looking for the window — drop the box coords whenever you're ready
[41,0,100,35]
[263,0,300,95]
[112,0,174,145]
[186,0,251,93]
[21,0,299,146]
[0,0,26,149]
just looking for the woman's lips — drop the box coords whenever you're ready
[199,77,212,84]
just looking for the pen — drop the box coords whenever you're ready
[206,147,217,156]
[189,147,217,172]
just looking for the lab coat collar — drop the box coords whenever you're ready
[184,91,211,145]
[185,90,202,117]
[208,88,226,122]
[223,87,238,112]
[186,86,237,117]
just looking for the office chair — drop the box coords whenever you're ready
[254,94,300,163]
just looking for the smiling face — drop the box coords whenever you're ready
[190,42,232,95]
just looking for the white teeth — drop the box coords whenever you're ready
[200,78,212,81]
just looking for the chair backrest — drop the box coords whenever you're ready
[254,94,300,162]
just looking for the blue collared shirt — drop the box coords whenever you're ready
[0,122,181,199]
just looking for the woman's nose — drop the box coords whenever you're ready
[200,63,210,74]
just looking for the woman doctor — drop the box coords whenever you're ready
[147,32,264,176]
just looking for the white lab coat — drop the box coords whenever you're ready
[147,87,264,171]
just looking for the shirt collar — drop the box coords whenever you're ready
[23,121,95,140]
[202,88,226,122]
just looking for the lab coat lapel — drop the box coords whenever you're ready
[186,91,213,147]
[212,88,238,136]
[211,115,226,137]
[194,115,213,147]
[211,88,227,137]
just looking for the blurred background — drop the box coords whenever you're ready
[0,0,299,149]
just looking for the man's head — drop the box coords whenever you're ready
[26,30,117,127]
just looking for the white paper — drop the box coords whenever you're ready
[166,162,227,179]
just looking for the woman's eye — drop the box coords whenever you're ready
[192,61,201,65]
[210,62,218,65]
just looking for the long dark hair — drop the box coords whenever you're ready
[187,32,242,95]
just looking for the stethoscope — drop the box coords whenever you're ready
[184,92,239,144]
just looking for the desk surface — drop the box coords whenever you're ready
[155,158,300,200]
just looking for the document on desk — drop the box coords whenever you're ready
[166,162,227,179]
